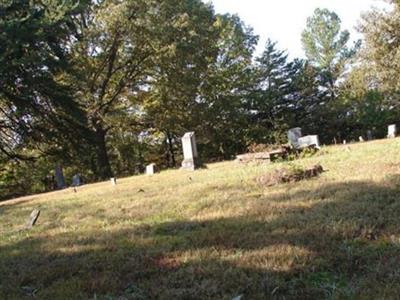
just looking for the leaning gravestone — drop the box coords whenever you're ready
[288,128,302,149]
[298,135,321,149]
[55,166,66,189]
[388,124,397,138]
[146,163,156,176]
[181,132,199,171]
[25,209,40,229]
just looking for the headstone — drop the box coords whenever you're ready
[298,135,320,149]
[359,136,365,142]
[367,130,373,141]
[25,209,40,229]
[343,140,347,145]
[288,128,302,149]
[181,132,199,171]
[55,166,66,189]
[146,163,156,176]
[111,178,117,186]
[71,174,81,187]
[388,124,397,138]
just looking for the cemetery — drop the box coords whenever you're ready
[2,0,400,299]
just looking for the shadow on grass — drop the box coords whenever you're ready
[2,176,400,299]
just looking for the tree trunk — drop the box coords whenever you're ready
[94,126,113,180]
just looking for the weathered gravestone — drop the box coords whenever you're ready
[111,178,117,186]
[388,124,397,138]
[288,128,302,149]
[55,166,66,189]
[25,209,40,229]
[71,174,81,187]
[359,136,365,142]
[298,135,321,149]
[181,132,199,171]
[146,163,157,176]
[367,130,373,141]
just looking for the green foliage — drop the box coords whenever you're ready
[302,8,351,70]
[301,8,358,98]
[0,0,91,160]
[359,1,400,103]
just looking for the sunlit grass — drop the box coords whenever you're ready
[1,138,400,299]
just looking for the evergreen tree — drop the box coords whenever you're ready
[0,0,91,161]
[301,8,356,98]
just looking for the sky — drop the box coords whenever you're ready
[209,0,390,59]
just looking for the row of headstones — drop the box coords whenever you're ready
[57,124,399,187]
[289,124,398,149]
[358,125,397,142]
[52,132,199,189]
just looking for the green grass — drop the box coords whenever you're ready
[1,139,400,299]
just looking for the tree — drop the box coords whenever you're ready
[67,0,158,179]
[0,0,91,162]
[250,39,291,143]
[197,14,258,159]
[301,8,356,97]
[358,0,400,105]
[141,0,220,166]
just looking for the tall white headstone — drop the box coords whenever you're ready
[288,128,302,149]
[111,178,117,186]
[181,132,199,171]
[388,124,397,138]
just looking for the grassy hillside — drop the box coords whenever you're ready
[1,139,400,299]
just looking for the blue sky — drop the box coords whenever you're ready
[209,0,390,58]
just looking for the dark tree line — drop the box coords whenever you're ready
[1,0,399,199]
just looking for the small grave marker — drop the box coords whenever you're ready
[146,163,156,176]
[71,174,81,187]
[25,209,40,229]
[388,124,397,138]
[367,130,373,141]
[111,178,117,186]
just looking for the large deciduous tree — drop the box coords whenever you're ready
[359,0,400,106]
[68,0,156,179]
